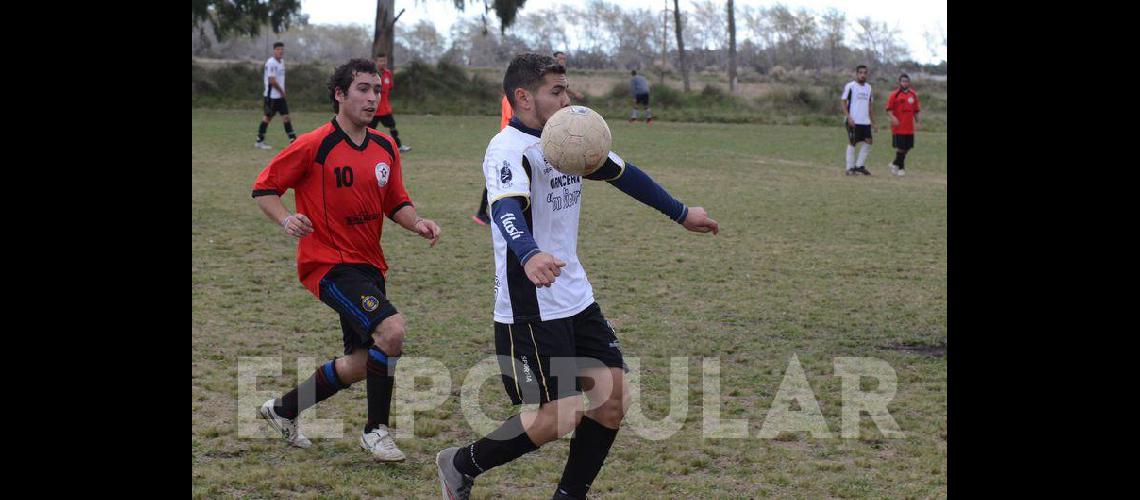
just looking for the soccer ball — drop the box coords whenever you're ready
[540,105,611,176]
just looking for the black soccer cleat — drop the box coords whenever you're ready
[854,166,872,176]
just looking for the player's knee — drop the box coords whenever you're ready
[336,352,368,383]
[594,396,625,427]
[372,314,406,356]
[282,115,291,123]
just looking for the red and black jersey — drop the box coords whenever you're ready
[252,118,412,297]
[886,88,921,135]
[374,68,394,116]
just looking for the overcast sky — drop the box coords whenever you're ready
[300,0,947,64]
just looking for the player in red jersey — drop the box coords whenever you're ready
[885,73,921,176]
[251,58,441,461]
[368,53,411,152]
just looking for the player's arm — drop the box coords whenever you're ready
[491,196,566,287]
[914,95,921,130]
[585,152,719,235]
[886,93,899,127]
[841,84,853,126]
[252,141,313,238]
[391,204,441,247]
[255,194,313,238]
[267,65,285,97]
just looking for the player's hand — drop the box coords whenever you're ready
[915,121,921,131]
[682,207,719,235]
[846,117,855,128]
[414,218,441,247]
[283,213,314,238]
[524,252,567,288]
[890,116,899,127]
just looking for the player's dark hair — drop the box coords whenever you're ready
[856,64,867,72]
[553,51,565,58]
[375,52,387,58]
[631,70,637,76]
[273,42,285,49]
[327,58,378,113]
[503,53,565,109]
[898,73,910,81]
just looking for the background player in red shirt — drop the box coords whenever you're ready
[886,73,921,176]
[251,58,441,461]
[368,53,412,152]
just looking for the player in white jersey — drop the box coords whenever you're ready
[255,42,297,150]
[841,64,875,175]
[435,53,719,500]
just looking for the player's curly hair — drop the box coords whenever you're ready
[503,53,565,109]
[327,58,378,113]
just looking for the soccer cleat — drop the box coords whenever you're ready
[897,168,905,176]
[889,163,899,175]
[845,169,858,176]
[360,425,406,462]
[258,399,312,448]
[854,166,872,176]
[436,447,475,500]
[255,141,272,150]
[398,145,412,152]
[471,214,490,226]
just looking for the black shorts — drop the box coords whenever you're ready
[846,124,872,145]
[892,134,914,150]
[634,93,650,106]
[317,263,399,355]
[370,114,396,129]
[263,97,290,117]
[494,302,627,405]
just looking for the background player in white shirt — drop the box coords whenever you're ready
[436,53,719,500]
[255,42,297,150]
[841,65,875,175]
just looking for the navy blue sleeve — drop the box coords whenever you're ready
[608,162,688,223]
[491,196,541,265]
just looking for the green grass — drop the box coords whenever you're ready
[193,109,946,498]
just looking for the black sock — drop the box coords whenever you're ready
[477,188,488,218]
[898,151,907,169]
[365,345,398,432]
[257,122,268,142]
[390,128,402,147]
[275,360,348,419]
[556,416,618,499]
[284,121,296,140]
[453,415,539,478]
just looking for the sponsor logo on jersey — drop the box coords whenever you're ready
[499,213,523,240]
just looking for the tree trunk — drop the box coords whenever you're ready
[727,0,737,92]
[672,0,690,92]
[372,0,395,64]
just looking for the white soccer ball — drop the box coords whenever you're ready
[540,105,611,176]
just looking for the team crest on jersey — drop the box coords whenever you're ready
[375,162,390,188]
[361,295,380,312]
[907,97,914,104]
[500,160,513,186]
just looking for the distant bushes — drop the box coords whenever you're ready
[192,59,944,130]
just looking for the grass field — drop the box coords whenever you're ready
[192,109,946,498]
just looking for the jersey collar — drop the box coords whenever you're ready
[509,116,543,138]
[330,117,369,151]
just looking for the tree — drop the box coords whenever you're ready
[727,0,737,92]
[672,0,690,91]
[450,0,530,34]
[372,0,405,63]
[192,0,304,41]
[820,8,845,70]
[854,17,909,66]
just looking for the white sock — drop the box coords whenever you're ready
[857,143,871,167]
[845,145,856,170]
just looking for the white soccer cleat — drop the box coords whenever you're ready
[897,169,905,176]
[258,399,312,448]
[398,145,412,152]
[255,141,272,150]
[360,425,406,462]
[889,163,899,175]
